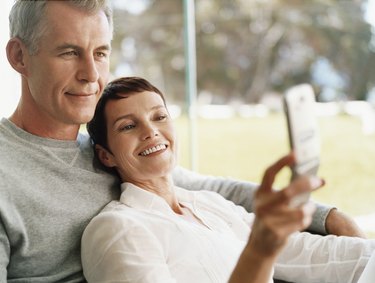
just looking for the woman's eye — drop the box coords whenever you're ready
[62,51,78,57]
[120,124,135,131]
[157,115,168,121]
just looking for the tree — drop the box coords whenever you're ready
[111,0,374,103]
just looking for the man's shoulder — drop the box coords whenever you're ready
[0,118,13,142]
[0,119,23,161]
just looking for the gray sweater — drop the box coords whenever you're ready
[0,118,330,282]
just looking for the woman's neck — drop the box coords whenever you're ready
[127,175,208,228]
[129,174,183,214]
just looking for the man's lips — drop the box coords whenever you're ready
[65,92,96,97]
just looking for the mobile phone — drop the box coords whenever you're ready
[284,84,320,207]
[283,84,320,179]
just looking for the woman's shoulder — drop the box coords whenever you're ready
[176,187,238,214]
[88,200,147,230]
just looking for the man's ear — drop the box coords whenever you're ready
[95,144,117,168]
[6,38,29,76]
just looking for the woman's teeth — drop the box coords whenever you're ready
[140,144,167,156]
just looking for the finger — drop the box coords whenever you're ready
[259,153,295,192]
[255,189,292,213]
[284,176,324,207]
[259,203,316,234]
[301,201,316,227]
[309,176,325,190]
[257,177,307,212]
[257,196,316,221]
[256,174,323,214]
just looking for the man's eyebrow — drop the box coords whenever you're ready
[55,44,81,52]
[97,44,112,52]
[55,44,112,52]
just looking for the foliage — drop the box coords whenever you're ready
[111,0,374,104]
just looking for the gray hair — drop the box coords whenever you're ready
[9,0,113,55]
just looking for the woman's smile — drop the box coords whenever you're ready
[139,144,168,156]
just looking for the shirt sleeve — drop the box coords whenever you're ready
[0,219,10,281]
[274,232,375,283]
[172,165,257,212]
[81,212,176,283]
[307,202,334,235]
[172,166,335,235]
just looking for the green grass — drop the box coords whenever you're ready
[175,113,375,236]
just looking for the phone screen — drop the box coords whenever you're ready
[284,84,320,178]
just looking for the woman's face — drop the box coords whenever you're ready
[102,91,177,183]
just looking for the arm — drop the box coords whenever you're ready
[172,166,366,237]
[305,196,366,237]
[229,242,276,283]
[324,208,367,238]
[172,165,257,210]
[274,233,375,282]
[0,220,10,281]
[229,154,317,283]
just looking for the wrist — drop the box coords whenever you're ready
[247,221,288,258]
[229,243,276,283]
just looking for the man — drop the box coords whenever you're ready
[0,0,365,282]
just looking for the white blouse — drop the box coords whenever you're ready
[81,183,375,283]
[81,182,271,283]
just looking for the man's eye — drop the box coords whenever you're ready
[95,51,110,60]
[96,52,107,58]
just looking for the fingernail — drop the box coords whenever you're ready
[309,176,323,190]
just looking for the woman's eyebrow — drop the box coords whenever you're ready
[113,114,133,126]
[112,104,166,126]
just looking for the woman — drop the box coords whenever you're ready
[82,77,375,283]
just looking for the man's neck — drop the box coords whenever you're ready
[9,107,80,141]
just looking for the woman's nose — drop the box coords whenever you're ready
[141,123,158,140]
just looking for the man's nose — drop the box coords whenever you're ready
[77,56,99,83]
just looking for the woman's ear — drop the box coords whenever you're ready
[6,37,29,76]
[95,144,117,168]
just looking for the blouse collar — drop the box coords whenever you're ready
[120,182,197,214]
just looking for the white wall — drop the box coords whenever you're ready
[0,1,21,118]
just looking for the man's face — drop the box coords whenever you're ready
[24,1,112,127]
[104,91,177,183]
